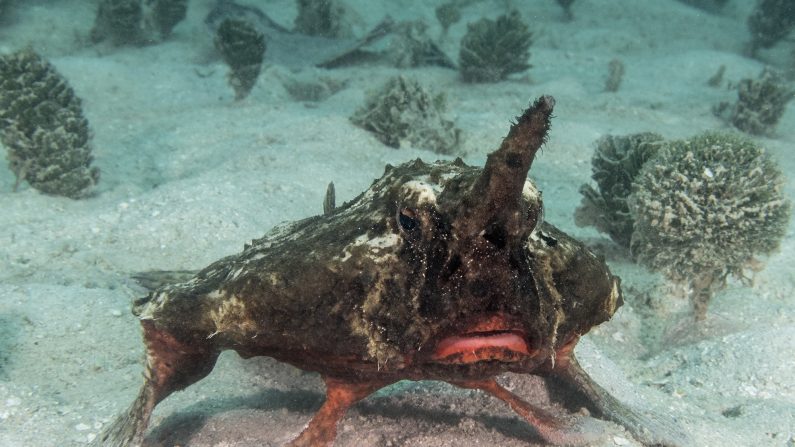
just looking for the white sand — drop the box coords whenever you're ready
[0,0,793,446]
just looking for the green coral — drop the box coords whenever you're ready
[214,19,267,100]
[575,133,664,248]
[350,76,461,154]
[458,10,532,83]
[0,49,100,198]
[629,133,791,319]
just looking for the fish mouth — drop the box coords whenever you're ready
[429,313,531,364]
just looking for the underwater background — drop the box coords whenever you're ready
[0,0,793,445]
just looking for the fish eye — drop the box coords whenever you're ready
[397,207,420,232]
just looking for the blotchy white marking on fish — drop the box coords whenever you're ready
[402,180,439,205]
[522,180,541,201]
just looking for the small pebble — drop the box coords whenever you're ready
[110,309,123,317]
[613,435,630,445]
[75,423,90,431]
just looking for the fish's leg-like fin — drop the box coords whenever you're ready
[92,321,219,447]
[287,376,393,447]
[552,354,692,447]
[451,378,607,446]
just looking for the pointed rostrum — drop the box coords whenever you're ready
[456,95,555,239]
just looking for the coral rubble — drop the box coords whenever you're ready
[458,11,532,83]
[214,18,267,100]
[575,133,664,248]
[629,133,791,319]
[350,76,460,154]
[0,49,100,198]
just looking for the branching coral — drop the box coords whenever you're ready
[575,133,664,248]
[629,133,791,319]
[214,18,267,100]
[458,10,532,83]
[350,76,460,154]
[0,49,100,198]
[714,67,794,136]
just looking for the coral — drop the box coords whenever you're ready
[146,0,188,38]
[707,65,725,87]
[435,2,462,35]
[91,0,144,45]
[714,67,794,136]
[350,76,461,154]
[747,0,795,54]
[629,133,791,319]
[458,10,532,83]
[604,58,625,92]
[575,133,664,248]
[0,49,100,198]
[214,18,267,100]
[278,70,347,102]
[293,0,346,38]
[556,0,576,20]
[386,21,455,69]
[91,0,188,45]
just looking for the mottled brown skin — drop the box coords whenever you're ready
[95,96,687,446]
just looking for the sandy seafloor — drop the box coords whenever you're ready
[1,0,794,446]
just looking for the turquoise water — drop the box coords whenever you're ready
[0,1,793,446]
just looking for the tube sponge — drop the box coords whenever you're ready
[0,49,100,198]
[350,76,460,154]
[629,133,791,319]
[458,11,532,83]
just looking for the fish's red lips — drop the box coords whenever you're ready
[429,314,531,364]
